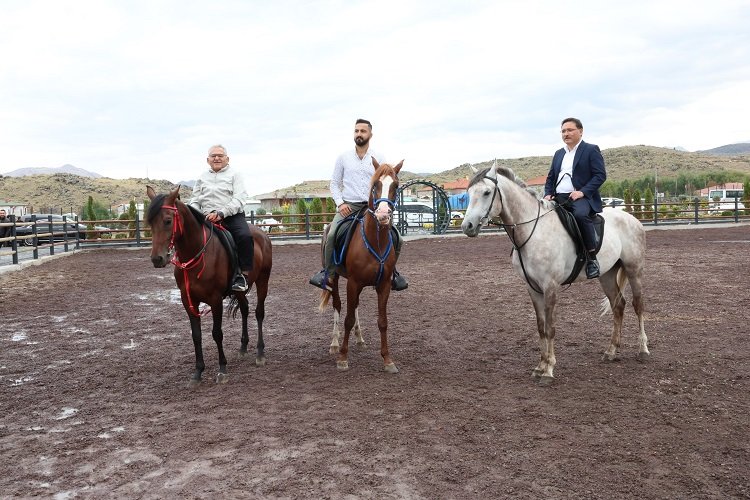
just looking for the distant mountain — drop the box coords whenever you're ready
[177,179,196,188]
[3,164,102,178]
[698,143,750,155]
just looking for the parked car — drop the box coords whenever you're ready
[258,218,285,233]
[602,197,626,210]
[13,214,86,246]
[393,202,436,228]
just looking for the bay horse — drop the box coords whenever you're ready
[319,159,404,373]
[146,185,272,386]
[461,164,649,385]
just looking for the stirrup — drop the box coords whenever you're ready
[231,274,248,292]
[309,270,332,291]
[391,270,408,291]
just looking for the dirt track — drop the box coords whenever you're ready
[1,225,748,499]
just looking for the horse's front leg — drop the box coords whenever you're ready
[353,307,365,348]
[211,304,228,384]
[376,285,397,373]
[237,293,252,358]
[187,312,204,388]
[529,286,557,385]
[337,281,362,371]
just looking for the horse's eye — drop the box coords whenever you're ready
[484,189,491,196]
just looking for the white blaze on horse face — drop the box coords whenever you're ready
[374,175,394,223]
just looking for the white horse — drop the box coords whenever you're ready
[461,163,649,385]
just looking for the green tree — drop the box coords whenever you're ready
[295,199,308,233]
[632,188,643,220]
[310,197,324,232]
[623,188,633,213]
[644,188,654,220]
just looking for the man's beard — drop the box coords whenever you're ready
[354,137,369,146]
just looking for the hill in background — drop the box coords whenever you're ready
[3,164,102,178]
[0,174,188,214]
[2,145,750,212]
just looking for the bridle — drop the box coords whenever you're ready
[360,182,397,286]
[478,174,556,294]
[159,203,214,316]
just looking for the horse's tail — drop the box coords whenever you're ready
[318,290,331,311]
[227,295,241,319]
[599,264,628,316]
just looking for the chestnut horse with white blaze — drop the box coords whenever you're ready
[461,164,649,385]
[146,185,272,387]
[319,159,404,373]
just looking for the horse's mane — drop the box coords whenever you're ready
[146,192,206,225]
[146,194,167,224]
[468,166,539,200]
[371,162,397,184]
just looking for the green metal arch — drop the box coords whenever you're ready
[395,180,452,235]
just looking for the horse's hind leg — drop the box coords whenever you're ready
[211,306,229,384]
[254,273,269,366]
[237,293,251,357]
[329,277,342,355]
[627,265,650,362]
[599,266,626,361]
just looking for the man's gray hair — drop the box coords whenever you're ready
[208,144,228,155]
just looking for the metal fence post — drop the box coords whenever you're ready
[10,215,19,265]
[693,198,699,223]
[653,199,658,225]
[305,208,310,239]
[135,212,142,246]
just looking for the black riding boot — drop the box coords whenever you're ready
[585,251,600,279]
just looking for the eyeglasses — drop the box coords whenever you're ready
[209,154,226,159]
[561,128,579,134]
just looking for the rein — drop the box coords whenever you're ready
[360,189,396,286]
[480,175,555,294]
[161,204,215,316]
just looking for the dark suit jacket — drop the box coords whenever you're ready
[544,140,606,213]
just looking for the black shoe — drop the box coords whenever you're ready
[391,270,408,291]
[309,270,332,291]
[585,259,600,279]
[231,274,248,292]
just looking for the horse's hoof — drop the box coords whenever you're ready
[636,351,650,363]
[337,360,349,371]
[329,346,339,356]
[238,350,248,359]
[383,363,399,374]
[538,375,555,386]
[601,352,620,362]
[355,340,366,349]
[531,369,542,379]
[188,378,201,389]
[216,372,228,384]
[255,356,266,367]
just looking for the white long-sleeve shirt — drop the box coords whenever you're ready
[330,148,386,206]
[188,164,248,217]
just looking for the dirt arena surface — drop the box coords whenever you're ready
[1,225,748,499]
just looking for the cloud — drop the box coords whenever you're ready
[1,0,748,196]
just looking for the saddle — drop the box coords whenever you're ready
[553,204,605,284]
[187,205,241,285]
[330,208,399,270]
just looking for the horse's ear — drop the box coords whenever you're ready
[372,157,380,170]
[393,160,404,173]
[470,166,478,174]
[146,186,156,200]
[167,185,181,203]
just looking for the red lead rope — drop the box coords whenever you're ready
[161,205,211,317]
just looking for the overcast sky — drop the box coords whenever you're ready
[1,0,748,196]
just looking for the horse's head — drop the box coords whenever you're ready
[462,163,537,237]
[461,163,503,237]
[146,185,181,267]
[369,158,404,225]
